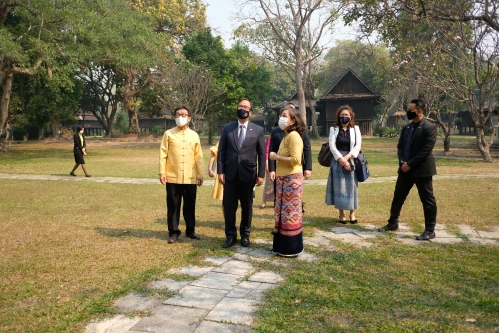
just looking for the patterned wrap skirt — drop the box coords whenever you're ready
[325,154,358,210]
[273,173,304,257]
[262,171,275,202]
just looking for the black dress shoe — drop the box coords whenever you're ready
[241,238,250,247]
[416,230,436,240]
[222,238,236,248]
[349,220,358,224]
[167,235,178,244]
[377,223,399,232]
[186,233,200,240]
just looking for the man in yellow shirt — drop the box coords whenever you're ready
[159,106,204,244]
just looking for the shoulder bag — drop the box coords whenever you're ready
[318,142,333,167]
[353,128,369,182]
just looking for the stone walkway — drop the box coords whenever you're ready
[2,172,497,332]
[0,172,497,186]
[85,222,498,333]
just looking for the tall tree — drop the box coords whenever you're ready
[130,0,207,52]
[345,0,499,161]
[142,60,225,139]
[122,0,207,133]
[73,0,172,135]
[182,29,273,136]
[0,0,89,147]
[314,40,392,97]
[78,66,120,136]
[234,0,340,127]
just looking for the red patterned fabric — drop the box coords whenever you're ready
[274,173,303,236]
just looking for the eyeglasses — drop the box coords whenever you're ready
[238,104,251,111]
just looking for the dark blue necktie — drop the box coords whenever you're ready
[403,124,414,161]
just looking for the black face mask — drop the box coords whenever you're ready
[237,108,250,119]
[340,116,351,124]
[407,111,417,120]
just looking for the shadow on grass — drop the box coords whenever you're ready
[94,226,252,251]
[303,216,383,231]
[95,227,168,240]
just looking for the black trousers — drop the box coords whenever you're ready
[223,174,254,240]
[166,183,197,237]
[389,172,437,231]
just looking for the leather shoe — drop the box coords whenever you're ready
[186,233,200,240]
[241,238,250,247]
[222,238,236,248]
[377,223,399,232]
[416,230,436,240]
[167,235,178,244]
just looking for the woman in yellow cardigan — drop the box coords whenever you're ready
[269,105,305,257]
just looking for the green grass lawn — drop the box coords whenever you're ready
[0,136,498,332]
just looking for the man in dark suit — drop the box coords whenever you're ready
[378,99,438,240]
[268,104,312,211]
[218,98,266,248]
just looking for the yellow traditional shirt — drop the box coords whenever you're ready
[276,131,303,177]
[159,126,203,184]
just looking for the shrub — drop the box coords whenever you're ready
[377,126,390,137]
[387,128,399,137]
[152,125,164,137]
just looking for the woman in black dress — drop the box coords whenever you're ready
[70,126,91,177]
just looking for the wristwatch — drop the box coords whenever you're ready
[277,155,280,161]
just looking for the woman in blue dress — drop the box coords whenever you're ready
[325,105,362,224]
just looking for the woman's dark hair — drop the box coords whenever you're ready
[273,121,279,128]
[335,105,356,128]
[76,126,83,132]
[174,106,191,117]
[280,105,306,135]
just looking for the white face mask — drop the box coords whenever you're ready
[175,116,188,127]
[79,130,84,134]
[278,117,289,130]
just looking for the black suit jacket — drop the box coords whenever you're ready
[217,121,266,183]
[268,128,312,173]
[397,118,437,177]
[73,133,86,155]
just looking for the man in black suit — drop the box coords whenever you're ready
[268,104,312,210]
[378,99,438,240]
[218,98,266,248]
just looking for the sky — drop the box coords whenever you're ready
[204,0,238,47]
[204,0,359,50]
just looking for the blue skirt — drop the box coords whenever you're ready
[325,156,358,210]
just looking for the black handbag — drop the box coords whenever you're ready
[318,142,333,167]
[354,152,370,182]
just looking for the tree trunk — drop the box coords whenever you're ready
[51,119,60,138]
[0,68,13,141]
[122,68,140,134]
[127,107,140,134]
[307,95,320,139]
[467,100,494,162]
[475,125,493,162]
[294,39,307,126]
[434,119,451,153]
[442,127,450,152]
